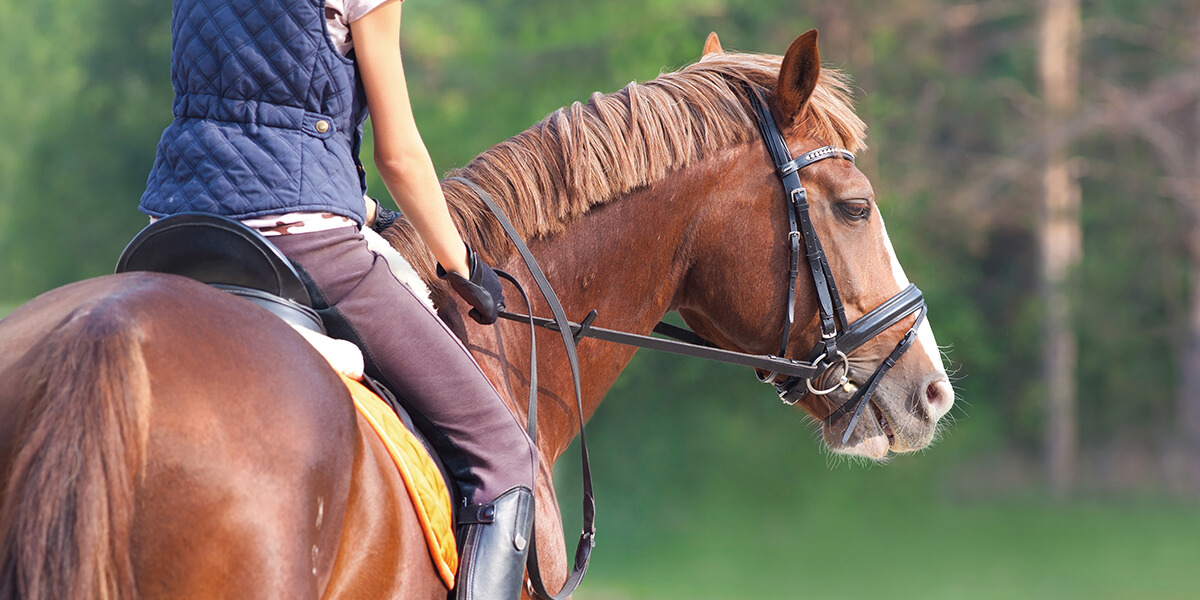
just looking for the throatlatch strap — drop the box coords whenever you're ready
[449,177,595,600]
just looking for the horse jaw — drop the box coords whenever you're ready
[825,417,892,459]
[817,384,944,460]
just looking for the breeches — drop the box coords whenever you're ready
[272,226,536,505]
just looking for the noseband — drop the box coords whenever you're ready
[745,88,928,443]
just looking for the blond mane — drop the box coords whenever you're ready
[382,51,866,284]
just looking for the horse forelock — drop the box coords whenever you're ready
[382,51,867,285]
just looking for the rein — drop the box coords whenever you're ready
[446,84,929,598]
[449,177,595,600]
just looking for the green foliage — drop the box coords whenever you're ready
[395,0,821,178]
[1074,134,1185,438]
[0,0,172,299]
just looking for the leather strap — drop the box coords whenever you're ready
[448,177,595,600]
[775,285,925,407]
[493,286,924,397]
[747,88,853,360]
[496,311,824,380]
[743,85,929,442]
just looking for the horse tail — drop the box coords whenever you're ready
[0,304,151,600]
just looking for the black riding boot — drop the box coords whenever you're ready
[455,486,535,600]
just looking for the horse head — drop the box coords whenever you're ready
[676,31,953,459]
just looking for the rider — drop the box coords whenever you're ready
[138,0,536,597]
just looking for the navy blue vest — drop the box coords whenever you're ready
[141,0,369,224]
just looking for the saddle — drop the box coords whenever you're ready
[116,212,324,333]
[115,212,459,586]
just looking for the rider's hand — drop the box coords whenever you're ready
[437,245,506,325]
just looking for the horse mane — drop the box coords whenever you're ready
[382,51,866,285]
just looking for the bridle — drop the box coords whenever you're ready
[743,87,928,444]
[450,83,931,600]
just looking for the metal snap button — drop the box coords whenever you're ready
[315,120,330,133]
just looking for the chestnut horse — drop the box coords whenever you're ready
[0,31,953,599]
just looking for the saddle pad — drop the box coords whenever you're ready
[341,374,458,588]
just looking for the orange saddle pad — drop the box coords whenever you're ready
[341,374,458,588]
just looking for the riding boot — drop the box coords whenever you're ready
[455,486,535,600]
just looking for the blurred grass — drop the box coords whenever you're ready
[571,495,1197,600]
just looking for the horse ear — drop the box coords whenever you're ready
[774,29,820,129]
[703,32,724,56]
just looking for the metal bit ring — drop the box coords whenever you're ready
[806,351,850,396]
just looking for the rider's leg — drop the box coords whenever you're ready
[272,226,535,599]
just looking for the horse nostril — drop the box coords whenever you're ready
[926,381,942,405]
[923,379,954,419]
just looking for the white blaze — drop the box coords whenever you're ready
[877,216,946,375]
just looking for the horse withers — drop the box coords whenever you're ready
[1,30,952,599]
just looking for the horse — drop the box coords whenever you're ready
[0,30,953,599]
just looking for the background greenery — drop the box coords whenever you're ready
[2,0,1196,597]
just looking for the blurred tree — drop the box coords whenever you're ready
[1038,0,1082,497]
[818,0,1193,489]
[0,0,172,301]
[1105,15,1200,491]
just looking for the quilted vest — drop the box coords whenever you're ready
[140,0,369,224]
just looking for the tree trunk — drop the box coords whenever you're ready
[1037,0,1081,498]
[1183,234,1200,491]
[1179,63,1200,490]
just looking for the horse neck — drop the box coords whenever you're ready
[495,163,722,461]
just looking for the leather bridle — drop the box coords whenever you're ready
[453,83,932,600]
[743,87,928,444]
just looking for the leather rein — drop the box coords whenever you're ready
[446,85,928,599]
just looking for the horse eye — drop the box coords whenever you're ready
[838,200,871,220]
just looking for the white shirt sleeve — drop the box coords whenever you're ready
[325,0,402,55]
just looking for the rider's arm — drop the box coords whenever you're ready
[351,0,470,277]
